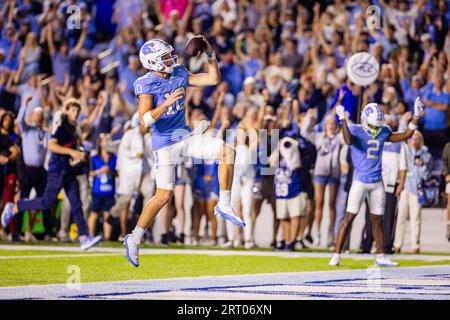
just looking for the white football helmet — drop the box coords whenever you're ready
[139,39,178,73]
[361,102,384,128]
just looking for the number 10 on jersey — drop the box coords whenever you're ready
[164,89,185,116]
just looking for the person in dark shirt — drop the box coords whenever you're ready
[329,79,361,123]
[0,111,20,239]
[0,68,17,113]
[0,99,101,250]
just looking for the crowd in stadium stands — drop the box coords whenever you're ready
[0,0,449,252]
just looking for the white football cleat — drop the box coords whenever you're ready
[329,253,341,266]
[124,234,140,267]
[214,204,245,228]
[375,254,399,267]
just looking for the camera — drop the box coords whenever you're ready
[414,155,421,165]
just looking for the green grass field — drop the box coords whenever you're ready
[1,244,450,287]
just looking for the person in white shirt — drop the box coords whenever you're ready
[394,131,433,254]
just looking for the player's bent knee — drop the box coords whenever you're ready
[155,189,173,205]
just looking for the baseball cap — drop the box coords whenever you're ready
[243,77,256,86]
[420,33,431,42]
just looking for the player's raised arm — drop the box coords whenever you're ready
[188,36,221,87]
[336,105,354,145]
[388,97,423,142]
[138,90,184,132]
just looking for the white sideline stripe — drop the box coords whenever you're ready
[0,253,121,260]
[0,245,450,261]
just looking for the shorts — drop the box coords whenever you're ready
[193,189,218,201]
[91,194,115,213]
[276,192,307,219]
[116,171,155,196]
[110,174,155,218]
[346,180,385,215]
[314,175,339,186]
[193,177,219,201]
[109,194,133,218]
[154,133,224,190]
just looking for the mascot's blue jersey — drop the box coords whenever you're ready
[134,65,191,151]
[274,158,301,199]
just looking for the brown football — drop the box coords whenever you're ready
[185,36,207,57]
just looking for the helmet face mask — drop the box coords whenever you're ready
[140,39,178,74]
[160,53,178,69]
[361,103,384,138]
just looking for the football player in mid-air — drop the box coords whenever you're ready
[124,37,245,267]
[329,97,424,267]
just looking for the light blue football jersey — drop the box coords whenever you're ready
[348,124,392,184]
[134,65,191,151]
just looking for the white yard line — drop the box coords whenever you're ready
[0,244,450,261]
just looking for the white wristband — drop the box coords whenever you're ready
[143,111,155,128]
[408,122,418,131]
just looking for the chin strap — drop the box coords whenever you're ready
[371,128,380,139]
[362,121,381,139]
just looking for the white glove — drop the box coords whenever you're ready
[413,97,424,118]
[336,105,346,121]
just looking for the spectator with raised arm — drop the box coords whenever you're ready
[421,74,450,158]
[46,21,87,92]
[394,131,433,254]
[16,97,51,241]
[301,110,345,248]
